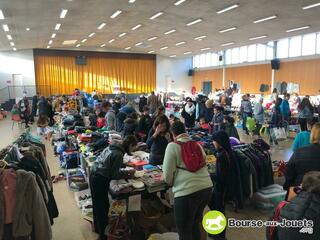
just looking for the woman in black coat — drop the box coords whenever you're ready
[284,123,320,191]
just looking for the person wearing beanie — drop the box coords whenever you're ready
[209,131,241,240]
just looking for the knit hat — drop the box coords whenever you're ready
[211,131,232,153]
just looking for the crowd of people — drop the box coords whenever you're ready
[8,88,320,240]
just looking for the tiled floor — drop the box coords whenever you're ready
[0,117,294,240]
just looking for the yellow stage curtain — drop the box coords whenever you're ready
[34,55,156,96]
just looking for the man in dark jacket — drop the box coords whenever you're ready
[136,106,152,141]
[90,136,137,240]
[139,94,147,113]
[277,171,320,240]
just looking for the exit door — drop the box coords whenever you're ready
[202,81,212,95]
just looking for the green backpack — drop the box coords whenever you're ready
[246,117,256,132]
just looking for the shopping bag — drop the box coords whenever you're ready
[259,125,268,136]
[271,127,287,141]
[246,117,256,132]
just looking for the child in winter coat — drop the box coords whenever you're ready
[212,105,224,132]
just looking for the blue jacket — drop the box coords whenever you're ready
[280,99,290,117]
[291,131,311,151]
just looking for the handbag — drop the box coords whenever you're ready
[270,127,287,141]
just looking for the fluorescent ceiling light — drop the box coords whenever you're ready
[286,25,310,32]
[149,12,163,20]
[219,27,237,33]
[55,23,61,30]
[110,10,122,19]
[0,10,4,19]
[6,35,12,40]
[160,46,168,50]
[174,0,186,6]
[164,29,176,35]
[176,41,186,46]
[26,27,30,31]
[302,2,320,10]
[249,35,267,40]
[148,36,158,41]
[81,38,87,43]
[76,44,80,47]
[62,40,77,45]
[97,23,106,30]
[253,15,277,23]
[51,33,56,38]
[194,35,207,40]
[169,55,177,58]
[148,50,155,53]
[60,9,68,18]
[48,40,53,45]
[186,18,202,26]
[217,4,239,14]
[221,41,235,46]
[118,32,126,37]
[2,24,9,32]
[100,44,106,47]
[201,47,211,51]
[135,42,143,46]
[125,47,131,50]
[108,39,115,43]
[10,42,15,46]
[89,32,95,37]
[46,46,50,49]
[13,48,17,51]
[184,51,192,55]
[131,24,142,30]
[129,0,136,3]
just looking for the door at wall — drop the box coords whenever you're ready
[202,81,212,95]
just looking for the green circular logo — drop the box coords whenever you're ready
[202,210,227,235]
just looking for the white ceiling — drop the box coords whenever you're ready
[0,0,320,57]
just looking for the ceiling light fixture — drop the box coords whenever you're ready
[160,46,168,50]
[302,2,320,10]
[184,51,192,54]
[194,35,207,40]
[6,35,12,40]
[26,27,30,31]
[253,15,277,23]
[51,33,56,38]
[286,25,310,32]
[164,29,176,35]
[110,10,122,19]
[149,12,163,20]
[219,27,237,33]
[221,41,235,46]
[201,47,211,51]
[10,42,15,46]
[100,44,106,47]
[55,23,61,30]
[169,55,177,57]
[125,47,131,50]
[217,4,239,14]
[118,32,127,37]
[131,24,142,30]
[97,23,106,30]
[62,40,77,45]
[148,36,158,41]
[46,46,50,49]
[60,9,68,18]
[176,41,186,46]
[81,38,87,43]
[135,42,143,46]
[13,48,17,51]
[76,44,80,47]
[148,50,155,53]
[174,0,186,6]
[186,18,202,26]
[89,32,95,37]
[0,10,5,19]
[249,35,268,40]
[108,39,115,43]
[129,0,136,3]
[48,40,53,45]
[2,24,9,32]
